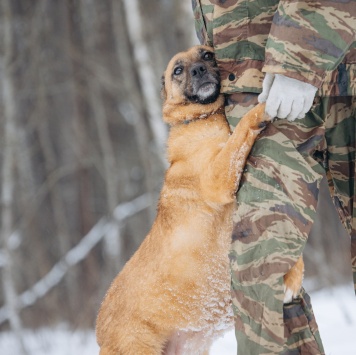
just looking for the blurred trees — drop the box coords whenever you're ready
[0,0,351,343]
[0,0,195,333]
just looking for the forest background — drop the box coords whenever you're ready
[0,0,352,353]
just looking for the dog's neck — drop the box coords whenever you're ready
[162,95,225,126]
[181,106,225,126]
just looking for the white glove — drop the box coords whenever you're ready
[258,73,318,121]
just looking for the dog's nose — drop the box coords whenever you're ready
[190,63,207,78]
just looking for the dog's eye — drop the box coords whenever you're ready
[173,66,183,76]
[203,52,214,61]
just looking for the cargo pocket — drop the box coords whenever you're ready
[283,288,325,354]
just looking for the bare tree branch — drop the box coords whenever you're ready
[0,193,152,326]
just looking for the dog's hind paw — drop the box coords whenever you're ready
[283,284,299,303]
[283,256,304,304]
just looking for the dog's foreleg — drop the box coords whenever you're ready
[203,103,270,203]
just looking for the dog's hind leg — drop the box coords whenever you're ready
[99,331,167,355]
[100,343,164,355]
[163,331,213,355]
[99,347,118,355]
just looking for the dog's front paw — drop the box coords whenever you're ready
[283,256,304,304]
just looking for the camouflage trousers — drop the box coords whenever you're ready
[226,93,356,355]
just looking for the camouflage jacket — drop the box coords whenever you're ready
[192,0,356,96]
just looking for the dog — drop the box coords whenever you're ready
[96,45,303,354]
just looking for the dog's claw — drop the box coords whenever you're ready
[258,121,268,129]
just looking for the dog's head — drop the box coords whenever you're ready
[162,46,224,125]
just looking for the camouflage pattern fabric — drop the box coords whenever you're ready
[192,1,356,353]
[192,0,356,96]
[263,1,356,92]
[226,93,355,354]
[283,289,324,355]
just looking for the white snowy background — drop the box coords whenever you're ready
[1,284,355,355]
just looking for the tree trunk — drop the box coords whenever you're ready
[122,0,168,165]
[0,1,28,353]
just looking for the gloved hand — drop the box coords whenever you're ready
[258,73,318,121]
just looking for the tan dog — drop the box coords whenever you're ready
[96,45,303,354]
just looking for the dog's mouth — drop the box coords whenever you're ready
[186,80,220,105]
[195,81,220,104]
[197,82,217,97]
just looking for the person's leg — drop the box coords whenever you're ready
[227,93,326,354]
[324,96,356,292]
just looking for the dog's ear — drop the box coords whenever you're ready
[160,73,167,101]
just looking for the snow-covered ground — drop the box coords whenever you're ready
[1,284,355,355]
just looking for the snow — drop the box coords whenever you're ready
[0,325,99,355]
[0,284,355,355]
